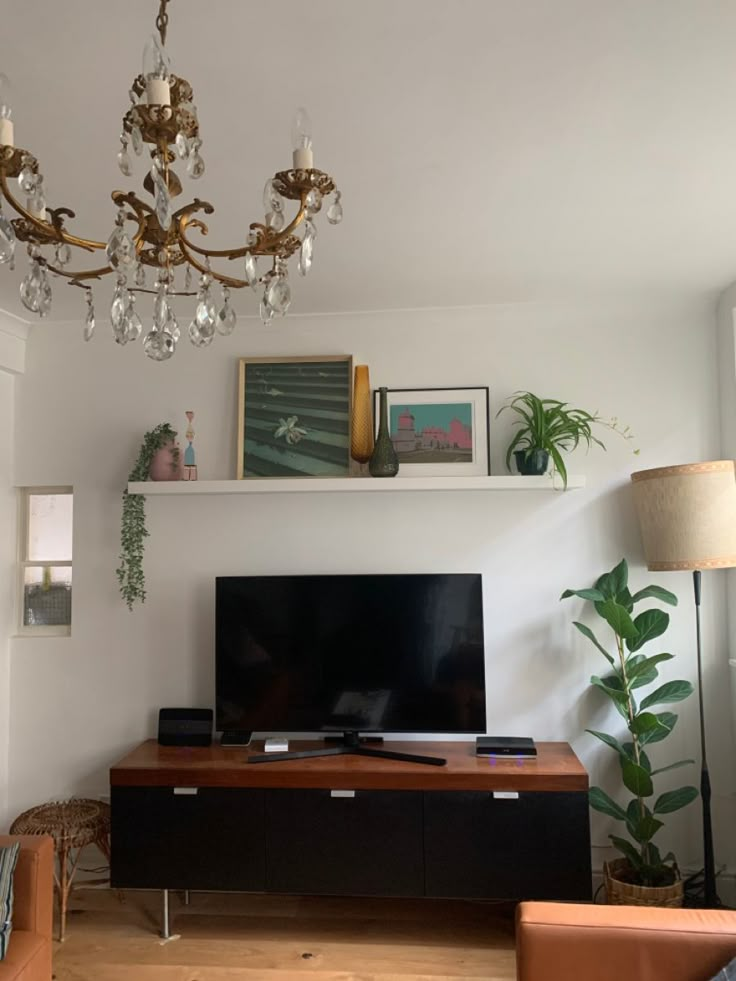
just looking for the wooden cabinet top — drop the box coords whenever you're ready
[110,740,588,792]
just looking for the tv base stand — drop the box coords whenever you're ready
[248,731,446,766]
[110,739,592,938]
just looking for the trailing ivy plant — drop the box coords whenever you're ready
[117,423,178,610]
[561,558,698,887]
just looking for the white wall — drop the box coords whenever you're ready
[0,314,25,830]
[8,298,730,877]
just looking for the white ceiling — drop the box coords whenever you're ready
[2,0,736,323]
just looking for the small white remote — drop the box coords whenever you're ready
[264,737,289,753]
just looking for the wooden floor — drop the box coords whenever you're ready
[53,888,517,981]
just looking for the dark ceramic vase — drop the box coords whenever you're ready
[514,448,550,476]
[369,387,400,477]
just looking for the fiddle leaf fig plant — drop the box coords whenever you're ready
[561,558,698,887]
[117,423,178,610]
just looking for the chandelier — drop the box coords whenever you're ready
[0,0,342,361]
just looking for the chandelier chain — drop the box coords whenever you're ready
[156,0,171,47]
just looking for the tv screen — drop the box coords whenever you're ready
[216,573,486,735]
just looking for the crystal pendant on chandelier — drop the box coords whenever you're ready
[244,253,259,290]
[327,190,343,225]
[186,138,205,179]
[37,264,52,318]
[17,161,36,195]
[54,242,72,267]
[0,210,16,265]
[143,327,176,361]
[265,271,291,316]
[117,141,133,177]
[305,188,322,215]
[20,259,43,313]
[259,296,274,326]
[84,291,95,341]
[111,282,129,343]
[153,168,172,230]
[131,122,144,155]
[125,293,143,342]
[217,287,236,335]
[298,219,316,277]
[106,213,136,270]
[175,131,189,159]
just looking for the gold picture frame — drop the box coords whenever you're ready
[237,355,353,478]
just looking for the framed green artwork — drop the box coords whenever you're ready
[237,356,353,478]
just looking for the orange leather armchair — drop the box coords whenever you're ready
[0,836,53,981]
[517,901,736,981]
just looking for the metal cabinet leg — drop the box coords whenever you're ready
[161,889,170,939]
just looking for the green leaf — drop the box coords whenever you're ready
[572,622,614,665]
[589,786,626,820]
[638,712,677,746]
[586,730,628,758]
[625,801,664,844]
[626,609,669,653]
[653,786,699,814]
[650,759,694,776]
[609,835,643,870]
[591,674,629,704]
[609,559,629,597]
[640,681,694,710]
[560,588,606,602]
[597,599,638,642]
[629,712,668,738]
[630,584,678,607]
[623,742,651,772]
[621,757,653,797]
[626,652,673,683]
[595,573,615,600]
[618,587,634,613]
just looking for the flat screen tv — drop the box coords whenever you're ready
[215,573,486,738]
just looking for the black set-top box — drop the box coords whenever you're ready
[476,736,537,757]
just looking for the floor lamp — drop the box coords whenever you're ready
[631,460,736,908]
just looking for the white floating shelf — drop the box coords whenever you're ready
[128,475,586,495]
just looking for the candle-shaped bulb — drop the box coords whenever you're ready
[142,35,171,80]
[291,107,314,169]
[142,35,171,106]
[0,74,12,119]
[0,74,14,147]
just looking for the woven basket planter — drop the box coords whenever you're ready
[604,858,684,908]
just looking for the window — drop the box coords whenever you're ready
[18,487,73,636]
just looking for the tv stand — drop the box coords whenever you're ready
[110,740,592,939]
[248,731,446,767]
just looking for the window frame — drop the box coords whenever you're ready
[17,485,73,637]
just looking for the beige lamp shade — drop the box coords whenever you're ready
[631,461,736,571]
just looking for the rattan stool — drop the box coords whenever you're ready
[10,798,111,941]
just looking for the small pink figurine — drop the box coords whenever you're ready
[183,410,198,480]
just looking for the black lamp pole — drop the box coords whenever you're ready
[693,569,718,907]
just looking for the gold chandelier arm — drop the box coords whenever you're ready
[47,263,114,285]
[175,193,308,262]
[0,171,106,252]
[177,228,250,289]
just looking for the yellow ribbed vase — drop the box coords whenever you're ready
[351,365,374,464]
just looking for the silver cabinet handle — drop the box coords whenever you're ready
[330,790,355,798]
[173,787,199,795]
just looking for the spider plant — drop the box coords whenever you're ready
[497,391,633,488]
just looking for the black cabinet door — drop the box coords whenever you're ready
[265,789,424,897]
[424,791,591,900]
[111,786,265,890]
